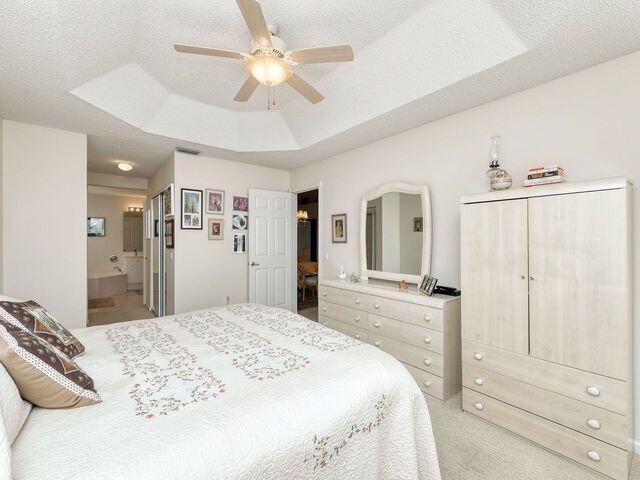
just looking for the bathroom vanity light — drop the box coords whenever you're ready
[127,207,143,212]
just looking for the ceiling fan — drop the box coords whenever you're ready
[174,0,354,105]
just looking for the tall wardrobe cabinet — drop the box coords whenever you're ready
[460,178,633,480]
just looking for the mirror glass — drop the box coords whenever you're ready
[123,212,144,253]
[365,192,423,275]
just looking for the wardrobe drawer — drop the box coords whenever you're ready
[365,296,443,332]
[462,340,628,414]
[318,301,367,328]
[319,285,366,309]
[369,333,444,377]
[319,316,367,342]
[463,389,629,480]
[463,364,628,449]
[369,314,443,354]
[405,363,443,399]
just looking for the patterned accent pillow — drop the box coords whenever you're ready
[0,300,85,358]
[0,320,100,408]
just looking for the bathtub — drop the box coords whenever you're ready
[88,266,127,300]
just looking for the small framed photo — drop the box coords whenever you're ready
[87,217,105,237]
[414,216,423,232]
[181,188,203,230]
[233,196,248,212]
[232,213,248,230]
[331,213,347,243]
[233,233,246,254]
[208,218,224,240]
[206,189,225,215]
[164,183,175,217]
[165,219,175,248]
[419,274,438,296]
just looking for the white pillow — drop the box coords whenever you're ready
[0,363,31,443]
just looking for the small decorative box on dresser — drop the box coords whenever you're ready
[460,177,634,480]
[318,279,461,401]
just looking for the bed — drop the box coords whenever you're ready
[9,303,440,479]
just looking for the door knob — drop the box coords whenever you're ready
[250,261,260,266]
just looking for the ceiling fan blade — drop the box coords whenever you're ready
[174,44,245,60]
[286,73,325,104]
[233,76,260,102]
[288,45,354,64]
[236,0,272,48]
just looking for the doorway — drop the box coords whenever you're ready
[295,188,319,321]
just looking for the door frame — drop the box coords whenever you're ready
[292,181,323,314]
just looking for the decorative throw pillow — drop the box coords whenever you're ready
[0,321,100,408]
[0,300,85,358]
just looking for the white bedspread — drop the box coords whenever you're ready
[11,304,440,480]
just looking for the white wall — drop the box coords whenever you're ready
[87,192,145,267]
[0,117,3,293]
[173,152,289,313]
[1,121,87,328]
[88,172,148,190]
[291,50,640,447]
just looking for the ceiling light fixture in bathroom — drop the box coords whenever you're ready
[117,162,133,172]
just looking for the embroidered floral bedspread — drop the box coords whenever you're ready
[11,304,441,480]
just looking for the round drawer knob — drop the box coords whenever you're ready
[374,340,381,347]
[373,303,380,310]
[474,377,484,386]
[473,353,483,361]
[587,419,601,430]
[373,322,381,328]
[424,315,431,322]
[354,316,361,322]
[423,337,432,344]
[586,386,601,397]
[423,381,431,389]
[423,359,432,366]
[322,306,327,312]
[355,334,361,340]
[355,299,361,305]
[586,451,601,462]
[322,291,327,296]
[474,402,484,411]
[521,274,527,279]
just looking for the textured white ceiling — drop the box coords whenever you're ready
[1,0,640,177]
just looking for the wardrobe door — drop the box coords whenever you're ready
[461,199,529,354]
[528,190,628,379]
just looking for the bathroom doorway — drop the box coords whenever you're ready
[295,187,320,321]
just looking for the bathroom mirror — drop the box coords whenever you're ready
[360,182,431,284]
[123,211,144,253]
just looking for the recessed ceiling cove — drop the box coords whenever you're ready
[1,0,640,173]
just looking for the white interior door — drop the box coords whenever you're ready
[248,189,294,310]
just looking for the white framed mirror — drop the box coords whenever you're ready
[360,182,432,284]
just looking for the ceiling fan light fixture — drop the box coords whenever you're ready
[247,55,292,86]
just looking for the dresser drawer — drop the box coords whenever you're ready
[462,340,628,414]
[319,285,366,309]
[320,316,367,342]
[463,389,629,480]
[463,364,628,449]
[365,296,443,332]
[369,333,444,377]
[405,363,443,399]
[369,314,443,354]
[318,300,367,328]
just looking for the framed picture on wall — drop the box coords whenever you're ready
[205,189,225,214]
[208,218,224,240]
[165,219,175,248]
[233,233,246,254]
[331,213,347,243]
[232,196,248,212]
[414,216,423,232]
[87,217,105,237]
[232,214,247,230]
[164,183,175,218]
[181,188,203,230]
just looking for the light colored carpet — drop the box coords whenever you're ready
[425,393,639,480]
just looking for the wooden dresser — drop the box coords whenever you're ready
[318,279,461,401]
[460,178,634,480]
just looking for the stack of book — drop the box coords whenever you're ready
[524,166,565,187]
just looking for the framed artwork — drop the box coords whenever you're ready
[414,216,423,232]
[208,218,224,240]
[205,189,225,215]
[165,219,175,248]
[232,213,248,230]
[164,183,175,217]
[331,213,347,243]
[232,196,248,212]
[87,217,105,237]
[419,274,438,297]
[233,233,246,254]
[181,188,203,230]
